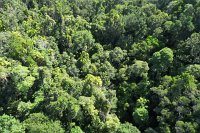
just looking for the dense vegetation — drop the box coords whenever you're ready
[1,0,200,132]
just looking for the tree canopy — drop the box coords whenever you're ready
[1,0,200,132]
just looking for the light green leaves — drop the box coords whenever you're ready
[133,97,149,126]
[11,64,36,95]
[0,114,25,133]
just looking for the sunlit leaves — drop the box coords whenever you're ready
[117,122,141,133]
[0,114,25,133]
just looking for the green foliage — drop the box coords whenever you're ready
[78,51,92,75]
[124,9,147,41]
[1,0,200,132]
[71,126,84,133]
[133,107,149,126]
[136,97,149,108]
[11,64,36,95]
[109,47,127,66]
[150,47,173,78]
[23,113,64,133]
[47,91,80,120]
[71,30,95,53]
[130,36,160,60]
[151,72,200,132]
[175,121,198,133]
[0,19,3,31]
[184,64,200,79]
[0,114,25,133]
[117,122,141,133]
[127,60,149,80]
[97,61,116,86]
[104,114,120,133]
[176,33,200,64]
[133,98,149,126]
